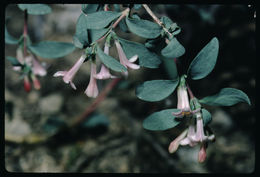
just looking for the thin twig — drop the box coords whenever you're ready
[186,82,195,99]
[142,4,172,38]
[70,78,122,127]
[23,10,28,57]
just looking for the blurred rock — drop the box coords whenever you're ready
[211,109,233,133]
[39,94,63,114]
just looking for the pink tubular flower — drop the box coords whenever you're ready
[168,129,188,153]
[53,54,86,90]
[85,62,99,98]
[95,44,117,80]
[16,48,24,65]
[115,40,140,76]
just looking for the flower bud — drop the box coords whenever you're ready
[23,76,31,92]
[198,143,207,163]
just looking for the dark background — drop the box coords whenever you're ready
[4,4,255,172]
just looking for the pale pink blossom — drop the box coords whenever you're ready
[115,40,140,76]
[23,75,31,92]
[32,56,47,76]
[168,129,188,153]
[95,44,117,79]
[31,74,41,90]
[85,62,99,98]
[53,54,86,90]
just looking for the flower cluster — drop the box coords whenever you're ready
[14,48,47,92]
[53,42,140,98]
[168,77,215,163]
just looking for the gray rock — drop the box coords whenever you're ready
[39,94,63,114]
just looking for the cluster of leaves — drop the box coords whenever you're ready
[137,35,251,131]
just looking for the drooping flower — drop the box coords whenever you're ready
[53,54,86,90]
[95,44,117,80]
[168,129,188,153]
[115,40,140,76]
[85,62,99,98]
[31,55,47,76]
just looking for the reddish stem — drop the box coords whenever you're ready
[23,10,28,57]
[70,78,121,127]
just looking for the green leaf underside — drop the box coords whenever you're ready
[201,109,212,126]
[143,109,181,131]
[126,17,161,39]
[5,26,19,44]
[161,38,185,58]
[187,37,219,80]
[6,56,21,66]
[18,4,51,15]
[74,13,89,47]
[28,41,75,59]
[89,28,109,43]
[85,11,121,29]
[96,46,127,72]
[160,16,174,30]
[81,4,99,14]
[118,37,161,68]
[199,88,251,106]
[136,79,179,102]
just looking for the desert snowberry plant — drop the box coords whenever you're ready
[5,4,251,164]
[5,4,75,92]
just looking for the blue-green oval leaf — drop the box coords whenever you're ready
[136,79,179,102]
[18,4,51,15]
[143,109,181,131]
[89,28,109,43]
[126,17,161,39]
[187,37,219,80]
[118,37,161,68]
[81,4,100,14]
[161,38,185,58]
[74,13,89,48]
[199,88,251,106]
[96,46,127,72]
[5,26,19,45]
[28,41,75,59]
[85,11,121,29]
[201,109,212,126]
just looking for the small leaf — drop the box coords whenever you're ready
[201,109,212,126]
[126,17,161,39]
[133,4,142,10]
[85,11,121,29]
[81,4,99,14]
[74,13,90,48]
[199,88,251,106]
[18,4,51,15]
[5,25,19,45]
[136,78,179,102]
[28,41,75,59]
[161,38,185,58]
[6,56,22,66]
[143,109,181,131]
[88,28,109,43]
[145,37,166,52]
[82,114,109,128]
[118,37,161,68]
[187,37,219,80]
[96,46,127,72]
[160,16,174,30]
